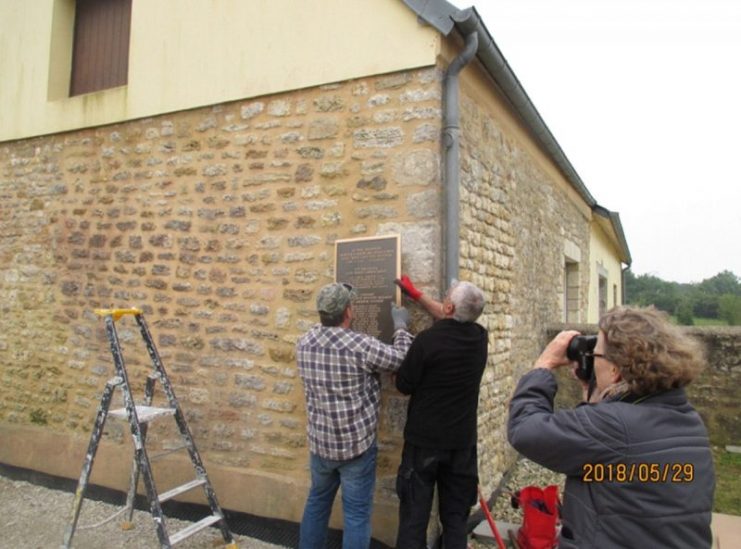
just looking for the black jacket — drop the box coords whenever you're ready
[396,318,488,449]
[508,368,714,549]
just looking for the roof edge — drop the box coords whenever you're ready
[401,1,630,265]
[402,2,597,207]
[593,206,632,265]
[401,0,460,34]
[451,7,598,208]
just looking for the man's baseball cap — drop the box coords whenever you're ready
[316,282,357,315]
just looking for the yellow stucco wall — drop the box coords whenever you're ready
[588,221,624,322]
[0,0,441,143]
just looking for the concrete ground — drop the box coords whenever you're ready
[4,462,738,549]
[471,514,741,548]
[0,474,288,549]
[709,513,741,549]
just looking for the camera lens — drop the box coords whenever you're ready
[566,335,598,381]
[566,335,597,361]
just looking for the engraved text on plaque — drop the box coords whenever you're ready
[335,235,400,343]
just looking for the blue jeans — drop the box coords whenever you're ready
[299,442,378,549]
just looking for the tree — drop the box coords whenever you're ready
[690,288,720,318]
[699,270,741,296]
[624,270,680,313]
[718,294,741,326]
[675,300,694,325]
[625,269,740,322]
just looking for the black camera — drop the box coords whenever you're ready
[566,335,597,381]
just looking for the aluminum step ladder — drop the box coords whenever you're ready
[62,308,238,549]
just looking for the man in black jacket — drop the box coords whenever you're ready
[393,276,488,549]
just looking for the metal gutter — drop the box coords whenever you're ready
[403,1,632,268]
[442,31,479,286]
[402,0,459,34]
[450,7,598,207]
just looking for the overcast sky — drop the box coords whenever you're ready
[449,0,740,284]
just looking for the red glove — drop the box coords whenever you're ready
[395,275,423,301]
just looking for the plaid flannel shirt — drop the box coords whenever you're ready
[297,324,413,461]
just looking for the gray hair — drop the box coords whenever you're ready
[449,281,485,322]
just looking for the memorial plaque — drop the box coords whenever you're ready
[335,235,400,343]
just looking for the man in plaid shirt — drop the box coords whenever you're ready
[297,282,413,549]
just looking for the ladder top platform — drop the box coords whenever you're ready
[109,405,176,423]
[94,308,143,321]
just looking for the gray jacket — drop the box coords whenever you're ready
[508,368,714,549]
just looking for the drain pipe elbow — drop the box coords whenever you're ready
[442,31,479,288]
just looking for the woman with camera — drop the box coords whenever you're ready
[507,306,714,548]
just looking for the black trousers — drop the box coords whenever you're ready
[395,442,478,549]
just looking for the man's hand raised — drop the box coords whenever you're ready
[395,275,423,301]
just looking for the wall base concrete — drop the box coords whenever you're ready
[0,423,400,547]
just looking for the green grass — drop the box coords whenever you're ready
[694,317,729,326]
[713,446,741,514]
[669,316,729,326]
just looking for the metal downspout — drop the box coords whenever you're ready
[442,31,478,288]
[621,265,629,305]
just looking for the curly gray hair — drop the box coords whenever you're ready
[599,306,706,395]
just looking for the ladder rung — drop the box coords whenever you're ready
[109,405,176,423]
[169,514,222,545]
[158,478,206,504]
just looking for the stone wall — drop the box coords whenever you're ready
[2,58,606,542]
[0,67,444,540]
[680,327,740,446]
[457,79,591,496]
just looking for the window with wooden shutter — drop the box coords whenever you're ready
[70,0,132,96]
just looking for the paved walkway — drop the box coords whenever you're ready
[711,513,741,548]
[471,513,741,548]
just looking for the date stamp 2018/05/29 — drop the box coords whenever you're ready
[582,462,694,483]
